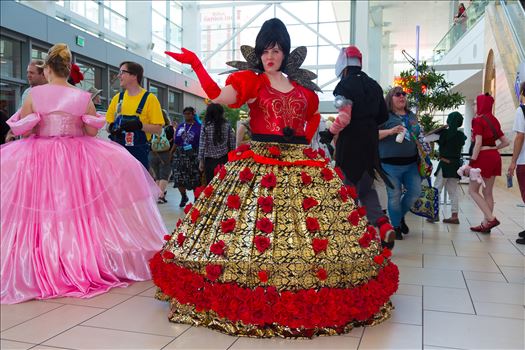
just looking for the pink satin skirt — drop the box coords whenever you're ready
[1,135,167,303]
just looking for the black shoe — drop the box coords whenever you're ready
[179,193,188,208]
[519,230,525,238]
[394,227,403,240]
[516,237,525,245]
[381,240,395,250]
[400,217,409,234]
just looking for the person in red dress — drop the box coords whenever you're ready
[150,18,398,338]
[468,93,510,233]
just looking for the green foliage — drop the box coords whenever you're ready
[398,61,465,134]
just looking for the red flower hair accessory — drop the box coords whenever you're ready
[305,217,320,232]
[261,172,277,189]
[257,196,274,213]
[226,194,241,209]
[239,167,254,182]
[210,240,226,256]
[301,171,313,186]
[69,63,84,85]
[256,217,274,233]
[205,264,223,281]
[253,235,271,253]
[312,238,328,254]
[302,197,318,211]
[221,218,236,233]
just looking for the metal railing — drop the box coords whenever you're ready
[433,0,490,63]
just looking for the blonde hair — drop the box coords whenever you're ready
[44,43,71,78]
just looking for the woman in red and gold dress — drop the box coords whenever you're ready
[149,18,399,338]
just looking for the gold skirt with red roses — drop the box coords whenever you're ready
[150,141,399,338]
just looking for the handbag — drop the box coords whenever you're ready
[413,135,433,178]
[410,177,439,220]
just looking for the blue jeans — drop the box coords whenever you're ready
[381,162,422,227]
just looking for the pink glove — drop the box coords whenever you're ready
[6,110,41,135]
[329,104,352,135]
[82,113,106,129]
[166,48,221,99]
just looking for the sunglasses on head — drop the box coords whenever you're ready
[394,91,407,97]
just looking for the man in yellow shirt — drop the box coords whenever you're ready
[106,61,163,169]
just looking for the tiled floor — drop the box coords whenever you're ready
[1,184,524,350]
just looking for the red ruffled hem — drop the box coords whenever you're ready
[150,252,399,329]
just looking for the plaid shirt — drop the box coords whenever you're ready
[198,121,236,161]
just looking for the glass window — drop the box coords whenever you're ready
[317,45,340,65]
[152,10,166,39]
[103,0,126,15]
[200,7,235,30]
[168,90,182,113]
[170,2,182,25]
[287,24,319,47]
[319,22,349,44]
[152,35,166,56]
[149,84,165,106]
[280,1,319,24]
[152,1,166,14]
[104,9,126,37]
[70,0,99,24]
[56,0,64,6]
[75,60,102,94]
[109,69,121,98]
[0,36,22,80]
[0,82,20,118]
[31,47,49,60]
[169,22,182,48]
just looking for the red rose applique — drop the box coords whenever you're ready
[184,203,193,214]
[215,164,227,180]
[317,148,326,158]
[382,247,392,258]
[334,166,345,180]
[257,196,274,213]
[226,194,241,209]
[205,264,223,281]
[373,255,385,265]
[253,235,271,253]
[256,217,274,233]
[348,210,360,226]
[316,268,328,280]
[177,232,186,246]
[301,172,313,186]
[302,197,318,211]
[303,147,318,159]
[163,234,171,241]
[261,173,277,189]
[176,219,183,228]
[194,186,205,199]
[190,208,200,223]
[312,238,328,254]
[203,185,214,198]
[339,186,348,202]
[258,270,269,283]
[320,168,334,181]
[305,217,320,232]
[239,167,254,182]
[162,251,175,260]
[358,206,367,217]
[221,218,236,233]
[346,185,358,199]
[267,146,281,157]
[210,240,226,256]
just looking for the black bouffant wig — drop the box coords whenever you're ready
[254,18,291,73]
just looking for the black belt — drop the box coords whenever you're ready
[252,134,308,144]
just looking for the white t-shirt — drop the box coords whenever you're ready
[512,106,525,165]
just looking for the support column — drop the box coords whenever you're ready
[368,6,383,81]
[463,98,475,153]
[352,0,369,72]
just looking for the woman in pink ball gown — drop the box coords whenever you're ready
[0,43,167,304]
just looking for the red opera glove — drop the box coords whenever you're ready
[166,48,221,99]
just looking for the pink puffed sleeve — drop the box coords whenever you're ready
[82,113,106,129]
[6,110,41,135]
[224,70,261,108]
